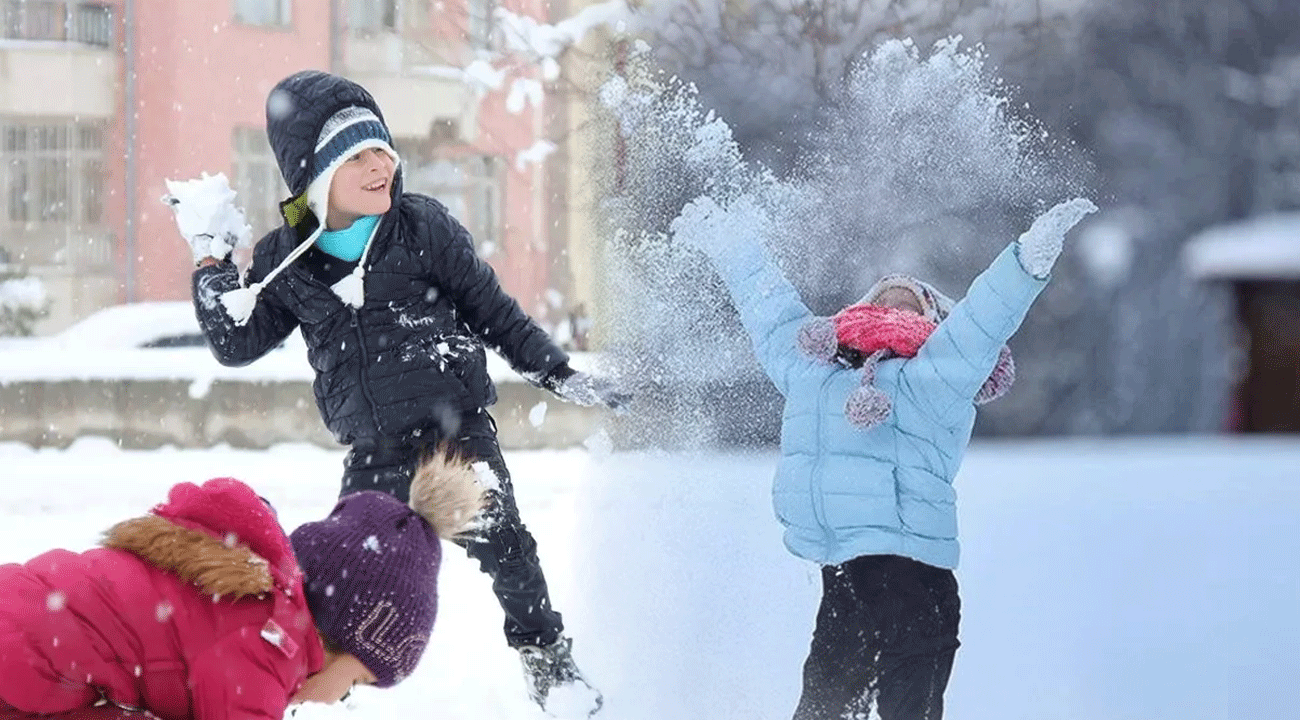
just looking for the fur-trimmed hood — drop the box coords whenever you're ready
[102,477,300,601]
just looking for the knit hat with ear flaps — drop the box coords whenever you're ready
[219,104,400,325]
[796,274,1015,429]
[289,452,486,687]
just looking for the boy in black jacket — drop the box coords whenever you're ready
[171,70,620,715]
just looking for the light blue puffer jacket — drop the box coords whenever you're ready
[706,240,1047,569]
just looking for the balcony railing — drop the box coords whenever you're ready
[1,1,113,47]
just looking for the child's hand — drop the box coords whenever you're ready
[161,172,253,266]
[545,365,631,411]
[1015,197,1099,279]
[670,194,769,258]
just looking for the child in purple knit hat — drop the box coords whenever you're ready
[0,451,484,719]
[290,451,486,699]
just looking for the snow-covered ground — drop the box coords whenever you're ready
[0,436,1296,720]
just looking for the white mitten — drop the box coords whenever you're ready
[1015,197,1099,279]
[162,172,254,265]
[670,194,769,258]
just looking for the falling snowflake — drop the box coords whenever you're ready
[46,591,66,612]
[529,401,548,428]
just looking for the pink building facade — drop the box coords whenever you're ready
[2,0,569,332]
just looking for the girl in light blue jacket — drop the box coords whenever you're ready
[672,196,1096,720]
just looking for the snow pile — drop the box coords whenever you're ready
[0,438,1296,719]
[0,276,46,318]
[569,438,1300,720]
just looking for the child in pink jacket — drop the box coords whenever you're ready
[0,453,483,720]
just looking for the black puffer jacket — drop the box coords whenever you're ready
[192,71,567,444]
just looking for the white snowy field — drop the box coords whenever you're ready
[0,435,1296,720]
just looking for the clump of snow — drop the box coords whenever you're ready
[363,535,382,553]
[516,140,557,171]
[544,678,603,717]
[506,77,545,114]
[472,461,502,493]
[529,401,549,428]
[162,172,254,261]
[0,276,46,313]
[496,0,634,61]
[187,377,214,399]
[463,59,507,93]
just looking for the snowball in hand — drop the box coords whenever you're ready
[162,172,254,263]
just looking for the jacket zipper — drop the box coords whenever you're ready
[350,307,384,435]
[348,213,385,437]
[810,370,834,554]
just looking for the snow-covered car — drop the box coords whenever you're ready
[0,301,305,352]
[46,301,209,349]
[0,302,311,383]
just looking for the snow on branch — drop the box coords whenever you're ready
[495,0,636,62]
[515,140,557,171]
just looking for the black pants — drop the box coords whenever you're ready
[793,554,961,720]
[341,408,564,649]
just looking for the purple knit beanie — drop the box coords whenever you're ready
[290,491,442,687]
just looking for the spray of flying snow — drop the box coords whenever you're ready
[592,38,1087,448]
[780,37,1087,291]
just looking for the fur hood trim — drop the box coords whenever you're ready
[409,449,488,540]
[103,515,275,600]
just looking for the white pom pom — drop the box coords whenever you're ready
[797,317,838,362]
[331,269,365,308]
[845,384,892,429]
[220,285,260,326]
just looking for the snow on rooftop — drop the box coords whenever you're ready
[1183,212,1300,280]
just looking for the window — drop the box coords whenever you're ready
[234,0,290,27]
[0,120,104,225]
[467,0,494,48]
[231,127,288,234]
[349,0,397,32]
[398,144,503,252]
[0,1,113,46]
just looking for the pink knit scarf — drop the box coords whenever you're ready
[797,305,1015,428]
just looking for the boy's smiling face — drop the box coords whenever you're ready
[326,147,396,230]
